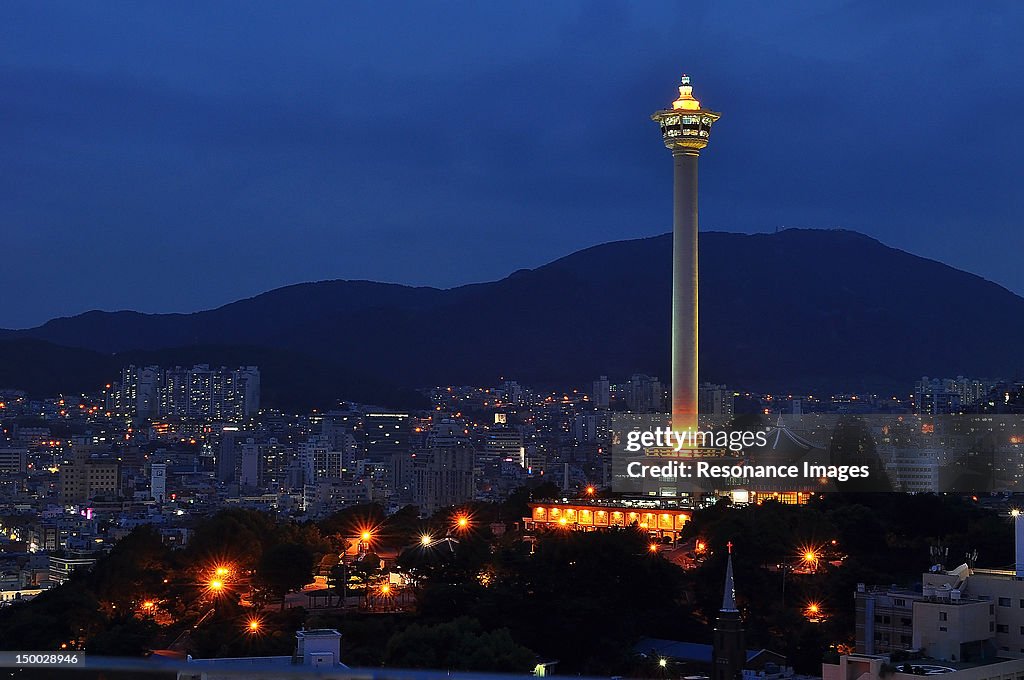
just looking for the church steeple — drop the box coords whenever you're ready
[713,541,745,680]
[721,541,738,612]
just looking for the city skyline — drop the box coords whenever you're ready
[3,4,1024,677]
[3,1,1023,327]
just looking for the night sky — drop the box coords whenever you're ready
[3,1,1021,328]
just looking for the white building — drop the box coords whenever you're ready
[151,463,167,503]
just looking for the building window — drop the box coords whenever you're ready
[895,599,907,607]
[991,622,996,632]
[940,612,948,621]
[939,626,947,632]
[1000,597,1012,607]
[998,625,1010,634]
[991,605,996,615]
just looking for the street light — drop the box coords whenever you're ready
[420,534,433,546]
[247,618,262,633]
[805,601,823,622]
[648,543,659,553]
[208,579,224,592]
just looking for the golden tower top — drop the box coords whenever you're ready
[652,74,721,152]
[672,75,701,111]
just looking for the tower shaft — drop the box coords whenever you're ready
[672,149,700,431]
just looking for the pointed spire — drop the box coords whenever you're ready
[721,541,738,612]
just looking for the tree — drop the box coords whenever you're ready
[326,562,348,607]
[185,509,283,570]
[383,617,535,672]
[255,543,315,610]
[88,525,170,611]
[84,616,157,656]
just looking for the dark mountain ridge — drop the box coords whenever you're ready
[3,229,1022,399]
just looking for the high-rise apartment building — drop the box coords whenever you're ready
[699,383,735,425]
[593,376,611,408]
[627,374,663,413]
[413,445,475,515]
[113,364,260,421]
[113,366,160,418]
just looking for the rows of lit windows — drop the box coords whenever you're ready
[531,505,688,530]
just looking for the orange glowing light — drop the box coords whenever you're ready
[558,517,568,526]
[214,566,230,577]
[804,601,824,621]
[142,600,155,609]
[648,543,659,553]
[247,618,261,632]
[379,583,391,595]
[585,485,596,495]
[361,530,372,541]
[455,514,469,529]
[209,579,224,591]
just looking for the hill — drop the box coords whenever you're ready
[4,229,1022,397]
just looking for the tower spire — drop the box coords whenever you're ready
[721,542,738,612]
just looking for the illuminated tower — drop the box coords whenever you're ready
[652,75,720,430]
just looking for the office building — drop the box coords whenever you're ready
[60,449,120,504]
[364,412,410,461]
[0,448,27,475]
